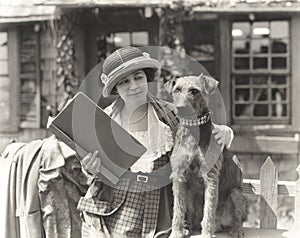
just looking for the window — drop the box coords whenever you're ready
[0,26,43,132]
[97,31,149,62]
[107,31,149,48]
[231,20,290,124]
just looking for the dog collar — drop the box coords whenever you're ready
[179,111,211,126]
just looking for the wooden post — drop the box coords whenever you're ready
[295,164,300,229]
[260,156,278,229]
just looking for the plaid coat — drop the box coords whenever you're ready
[77,97,178,238]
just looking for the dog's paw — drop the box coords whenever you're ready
[199,232,214,238]
[230,228,244,238]
[168,228,190,238]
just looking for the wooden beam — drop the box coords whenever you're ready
[231,134,300,154]
[35,29,41,128]
[242,179,296,196]
[291,15,300,132]
[8,26,20,132]
[218,16,231,124]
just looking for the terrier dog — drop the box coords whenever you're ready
[166,74,248,238]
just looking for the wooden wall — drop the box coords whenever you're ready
[0,24,56,152]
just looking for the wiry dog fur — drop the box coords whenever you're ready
[167,75,248,238]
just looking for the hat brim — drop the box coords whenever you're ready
[102,58,160,97]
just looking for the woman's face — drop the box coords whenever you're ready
[116,70,148,105]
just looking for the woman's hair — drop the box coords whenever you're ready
[110,68,157,95]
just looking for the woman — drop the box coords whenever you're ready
[78,46,233,238]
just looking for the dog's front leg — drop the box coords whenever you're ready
[201,169,220,238]
[169,180,189,238]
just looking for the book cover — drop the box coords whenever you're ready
[47,92,147,185]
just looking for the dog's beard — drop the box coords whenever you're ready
[177,106,210,120]
[176,106,197,119]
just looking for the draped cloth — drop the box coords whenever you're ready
[0,136,89,238]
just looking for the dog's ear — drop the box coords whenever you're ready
[164,78,176,94]
[199,74,219,95]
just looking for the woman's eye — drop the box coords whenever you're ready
[135,76,143,80]
[190,89,199,95]
[118,79,129,86]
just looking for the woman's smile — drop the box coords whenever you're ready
[128,91,142,96]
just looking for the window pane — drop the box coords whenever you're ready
[253,57,268,69]
[232,22,250,38]
[132,32,149,46]
[272,57,287,69]
[252,22,270,38]
[0,61,8,75]
[251,39,269,54]
[0,47,8,60]
[253,76,268,85]
[271,39,288,53]
[253,104,268,116]
[254,88,268,101]
[234,57,249,69]
[272,88,287,101]
[235,75,250,85]
[21,63,35,72]
[114,32,130,47]
[272,75,286,85]
[235,104,251,117]
[0,32,7,45]
[21,80,36,93]
[270,21,288,38]
[235,89,250,101]
[106,34,114,44]
[272,104,287,117]
[233,40,249,54]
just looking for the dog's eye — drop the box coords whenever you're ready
[190,89,199,95]
[173,87,181,93]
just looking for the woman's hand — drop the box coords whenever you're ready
[81,150,101,176]
[212,125,234,149]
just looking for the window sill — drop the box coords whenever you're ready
[230,132,299,154]
[231,124,298,135]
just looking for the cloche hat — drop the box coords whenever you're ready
[101,46,160,97]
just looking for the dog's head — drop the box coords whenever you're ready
[165,74,219,117]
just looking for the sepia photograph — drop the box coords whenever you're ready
[0,0,299,237]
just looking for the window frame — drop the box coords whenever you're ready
[230,18,292,125]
